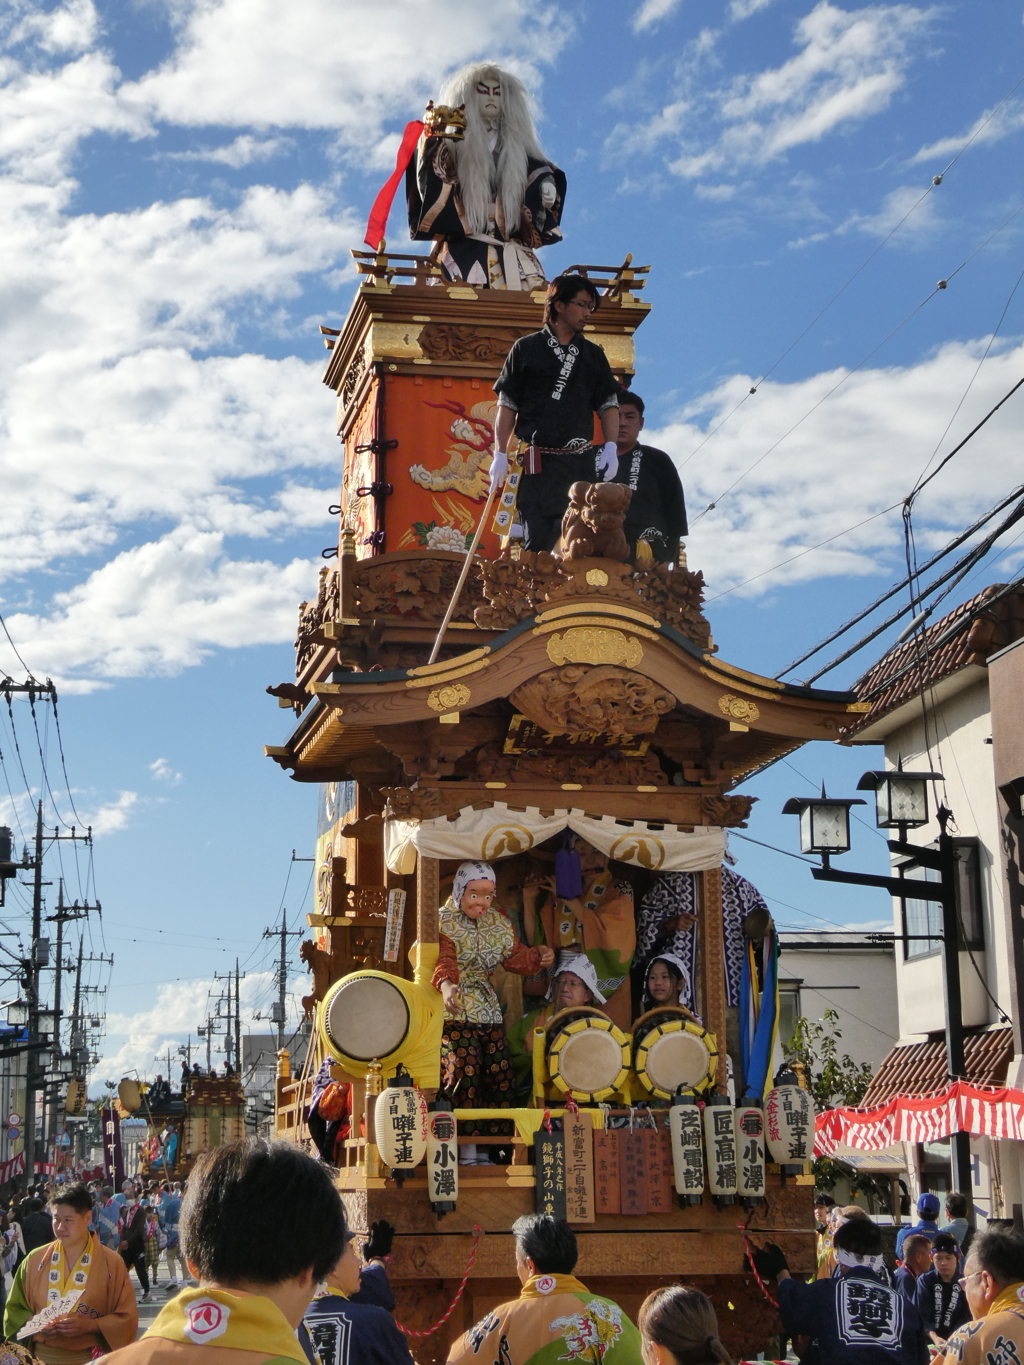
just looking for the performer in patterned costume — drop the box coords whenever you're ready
[447,1216,642,1365]
[432,861,554,1161]
[522,840,636,1029]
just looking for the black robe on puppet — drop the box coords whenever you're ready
[406,63,566,290]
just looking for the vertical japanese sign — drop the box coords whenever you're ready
[426,1108,458,1211]
[765,1082,813,1166]
[102,1108,124,1188]
[703,1099,738,1202]
[564,1115,595,1224]
[534,1129,567,1218]
[645,1124,673,1214]
[593,1129,620,1214]
[621,1128,648,1215]
[669,1098,704,1203]
[383,889,407,963]
[735,1106,766,1204]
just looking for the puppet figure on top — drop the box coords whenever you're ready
[431,861,555,1163]
[407,63,566,290]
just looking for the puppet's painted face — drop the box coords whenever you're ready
[647,960,680,1003]
[555,972,592,1010]
[475,79,502,127]
[460,878,495,919]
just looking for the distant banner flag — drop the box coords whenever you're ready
[383,889,407,963]
[0,1152,24,1184]
[102,1108,124,1187]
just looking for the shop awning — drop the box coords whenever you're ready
[816,1081,1024,1155]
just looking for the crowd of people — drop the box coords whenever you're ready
[0,1146,1020,1365]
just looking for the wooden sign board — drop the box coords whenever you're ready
[645,1127,673,1214]
[593,1129,620,1214]
[620,1129,648,1215]
[534,1129,567,1219]
[564,1115,595,1224]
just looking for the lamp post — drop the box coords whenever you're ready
[784,767,973,1220]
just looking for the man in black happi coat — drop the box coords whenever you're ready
[491,274,620,551]
[610,390,688,562]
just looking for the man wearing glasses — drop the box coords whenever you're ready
[492,274,620,551]
[935,1230,1024,1363]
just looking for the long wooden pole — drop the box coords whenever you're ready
[699,866,729,1096]
[427,480,499,665]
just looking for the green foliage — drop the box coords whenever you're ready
[782,1007,875,1111]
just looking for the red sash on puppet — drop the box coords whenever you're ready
[364,121,425,247]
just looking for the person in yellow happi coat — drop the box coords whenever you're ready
[101,1139,346,1365]
[4,1182,137,1363]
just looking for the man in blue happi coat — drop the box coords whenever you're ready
[753,1217,930,1364]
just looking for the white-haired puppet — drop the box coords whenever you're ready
[407,62,566,290]
[431,860,554,1163]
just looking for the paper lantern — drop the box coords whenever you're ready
[765,1068,814,1169]
[703,1094,737,1205]
[374,1066,427,1171]
[426,1102,458,1212]
[735,1104,766,1206]
[668,1090,704,1205]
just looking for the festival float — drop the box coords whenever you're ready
[264,61,861,1363]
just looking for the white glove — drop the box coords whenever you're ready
[595,440,617,481]
[489,447,508,491]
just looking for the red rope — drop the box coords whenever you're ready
[740,1230,779,1308]
[395,1224,483,1338]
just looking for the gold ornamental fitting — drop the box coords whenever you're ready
[423,102,467,140]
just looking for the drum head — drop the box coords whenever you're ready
[645,1030,713,1093]
[324,975,410,1062]
[548,1017,629,1100]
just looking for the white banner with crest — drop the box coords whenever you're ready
[384,802,725,874]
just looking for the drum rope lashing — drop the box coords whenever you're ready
[395,1223,483,1338]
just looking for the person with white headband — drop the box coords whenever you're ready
[506,954,607,1100]
[751,1218,929,1363]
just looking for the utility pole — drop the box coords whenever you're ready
[24,800,44,1187]
[262,911,301,1052]
[234,960,241,1082]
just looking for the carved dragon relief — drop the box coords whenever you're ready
[510,664,676,738]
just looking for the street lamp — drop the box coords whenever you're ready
[6,1000,28,1027]
[782,788,865,864]
[857,763,942,829]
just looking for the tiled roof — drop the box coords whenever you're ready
[847,584,1024,735]
[861,1026,1014,1107]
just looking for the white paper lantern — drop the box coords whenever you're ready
[374,1067,427,1171]
[669,1091,704,1205]
[426,1104,459,1211]
[765,1069,814,1168]
[703,1095,737,1204]
[735,1104,766,1205]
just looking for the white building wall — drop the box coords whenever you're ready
[778,938,899,1072]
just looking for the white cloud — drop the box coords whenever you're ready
[615,2,933,179]
[168,134,291,167]
[79,790,138,836]
[8,0,99,54]
[730,0,773,18]
[694,182,737,200]
[837,182,937,238]
[911,98,1024,165]
[634,0,684,32]
[123,0,570,135]
[648,336,1024,604]
[149,758,182,787]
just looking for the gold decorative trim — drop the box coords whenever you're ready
[546,627,644,669]
[534,616,660,644]
[407,646,490,678]
[535,602,660,628]
[405,655,493,689]
[585,568,609,586]
[700,667,779,701]
[702,657,785,691]
[718,694,760,724]
[427,683,471,712]
[846,701,872,712]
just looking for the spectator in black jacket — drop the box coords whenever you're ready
[18,1199,53,1253]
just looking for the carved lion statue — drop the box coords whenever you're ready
[560,481,632,561]
[300,938,333,1020]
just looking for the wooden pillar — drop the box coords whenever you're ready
[413,855,440,989]
[700,865,728,1095]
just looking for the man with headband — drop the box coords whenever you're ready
[432,861,554,1164]
[753,1219,929,1363]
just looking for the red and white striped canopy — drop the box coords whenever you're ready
[816,1081,1024,1155]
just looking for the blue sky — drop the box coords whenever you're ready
[1,0,1023,1081]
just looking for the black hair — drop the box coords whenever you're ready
[180,1139,345,1286]
[972,1231,1024,1286]
[945,1192,968,1217]
[834,1218,882,1256]
[643,956,685,1012]
[617,390,645,417]
[48,1183,93,1215]
[544,274,600,328]
[512,1215,578,1274]
[813,1193,837,1208]
[932,1233,959,1254]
